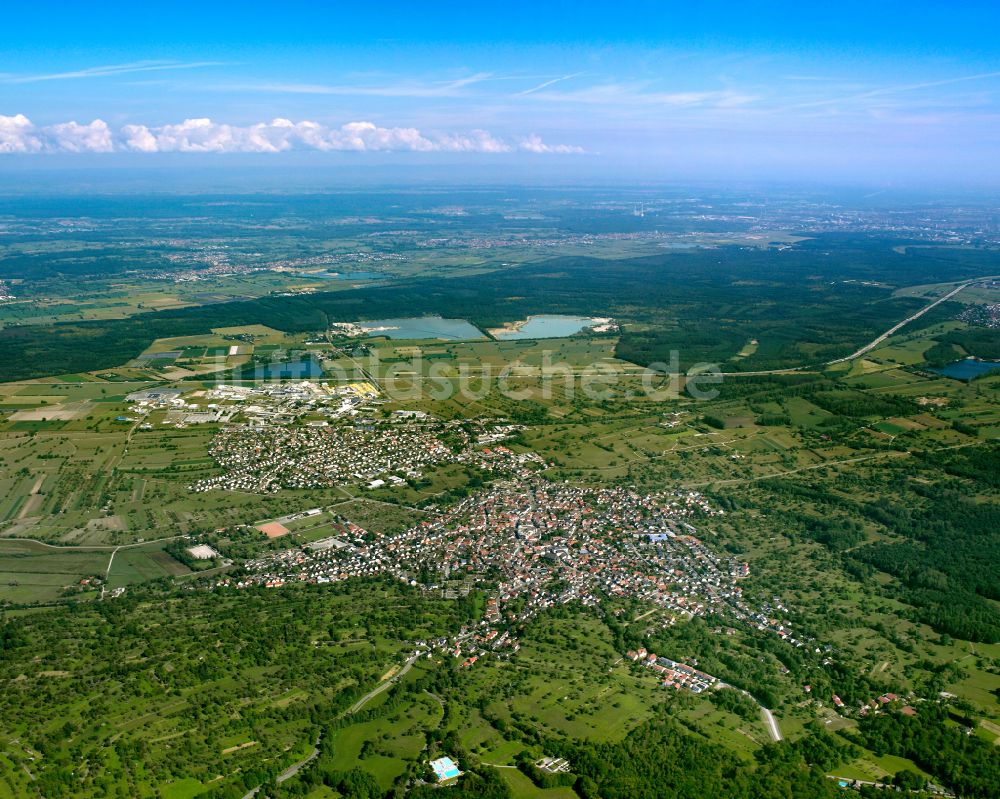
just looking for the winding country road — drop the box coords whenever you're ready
[682,439,980,489]
[718,682,783,742]
[239,733,323,799]
[759,705,783,743]
[99,546,121,600]
[240,652,420,798]
[348,653,420,714]
[0,534,189,599]
[0,534,187,550]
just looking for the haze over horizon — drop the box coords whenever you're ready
[2,1,1000,185]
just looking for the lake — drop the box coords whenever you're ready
[933,359,1000,381]
[254,357,325,379]
[357,316,484,340]
[492,315,606,340]
[310,271,382,281]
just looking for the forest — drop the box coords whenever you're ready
[853,706,1000,798]
[0,580,471,798]
[1,234,995,381]
[848,456,1000,643]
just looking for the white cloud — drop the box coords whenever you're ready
[0,114,43,153]
[0,114,584,155]
[217,73,495,98]
[519,134,585,154]
[436,129,512,153]
[120,124,159,153]
[47,119,115,153]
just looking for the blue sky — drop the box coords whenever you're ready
[2,1,999,183]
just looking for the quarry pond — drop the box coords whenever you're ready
[490,314,614,339]
[357,316,485,340]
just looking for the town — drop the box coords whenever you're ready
[189,412,538,493]
[205,475,805,665]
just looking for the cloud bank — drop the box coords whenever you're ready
[0,115,583,155]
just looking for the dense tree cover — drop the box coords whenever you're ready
[850,484,1000,642]
[617,614,791,710]
[799,514,866,552]
[408,768,511,799]
[852,705,1000,799]
[756,412,792,426]
[754,448,1000,644]
[0,234,988,381]
[546,716,846,799]
[939,327,1000,361]
[923,341,966,367]
[0,580,470,798]
[708,686,761,721]
[0,293,328,381]
[937,444,1000,488]
[807,389,917,419]
[514,751,577,789]
[712,373,828,402]
[790,723,861,772]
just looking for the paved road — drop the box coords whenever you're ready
[0,533,189,598]
[348,654,419,715]
[0,534,187,551]
[760,705,783,742]
[826,280,975,365]
[99,546,122,600]
[718,276,994,377]
[240,734,323,799]
[275,736,321,783]
[718,682,783,742]
[240,653,420,798]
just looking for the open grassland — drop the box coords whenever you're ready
[0,540,109,604]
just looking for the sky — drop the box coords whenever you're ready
[2,1,1000,185]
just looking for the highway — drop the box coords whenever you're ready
[825,279,975,365]
[719,275,997,376]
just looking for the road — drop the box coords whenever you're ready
[0,534,187,551]
[825,774,953,796]
[682,449,909,488]
[718,682,783,742]
[320,279,982,387]
[240,733,323,799]
[240,652,420,798]
[99,546,122,600]
[760,705,783,743]
[348,654,419,715]
[825,279,974,365]
[0,534,189,599]
[682,439,980,489]
[718,276,994,377]
[275,735,321,783]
